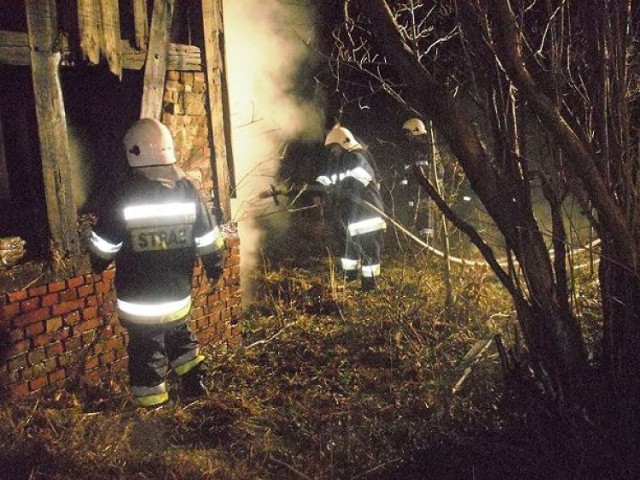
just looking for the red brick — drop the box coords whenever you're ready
[77,284,94,297]
[7,340,30,357]
[29,376,48,391]
[82,306,97,320]
[10,382,29,398]
[73,317,101,334]
[98,301,115,316]
[67,276,84,289]
[13,307,50,327]
[41,292,60,307]
[45,341,64,357]
[85,295,98,307]
[99,351,116,365]
[59,289,78,302]
[84,357,100,369]
[48,368,66,383]
[102,268,115,281]
[20,297,42,312]
[63,311,81,326]
[63,337,82,352]
[1,302,20,318]
[52,299,84,316]
[27,348,46,365]
[46,316,63,332]
[94,281,110,294]
[32,332,55,348]
[27,285,47,297]
[53,326,71,341]
[7,290,28,303]
[25,321,45,337]
[49,281,65,293]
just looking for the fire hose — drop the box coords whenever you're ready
[259,183,601,271]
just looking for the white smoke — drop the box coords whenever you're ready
[223,0,324,301]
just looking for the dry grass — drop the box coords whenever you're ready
[0,219,615,479]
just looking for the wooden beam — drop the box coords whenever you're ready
[0,30,30,65]
[132,0,149,51]
[99,0,122,77]
[140,0,175,119]
[202,0,233,222]
[25,0,81,262]
[77,0,101,64]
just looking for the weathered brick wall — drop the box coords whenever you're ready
[0,231,241,400]
[162,70,214,198]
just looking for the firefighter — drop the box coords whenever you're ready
[400,118,434,237]
[86,118,226,408]
[317,125,386,291]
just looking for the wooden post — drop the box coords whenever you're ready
[98,0,122,77]
[202,0,233,222]
[140,0,174,119]
[132,0,149,51]
[25,0,81,264]
[77,0,101,64]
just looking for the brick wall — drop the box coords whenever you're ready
[0,231,241,400]
[0,68,243,401]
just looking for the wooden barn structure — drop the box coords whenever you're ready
[0,0,242,400]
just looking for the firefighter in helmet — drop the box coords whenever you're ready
[86,118,226,408]
[400,118,434,237]
[317,125,386,291]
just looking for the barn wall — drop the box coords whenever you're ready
[0,68,243,401]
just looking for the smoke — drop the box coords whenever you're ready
[223,0,324,301]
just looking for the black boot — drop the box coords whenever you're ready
[361,276,378,292]
[344,270,358,283]
[180,365,209,399]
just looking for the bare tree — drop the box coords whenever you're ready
[319,0,640,440]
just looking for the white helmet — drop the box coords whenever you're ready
[324,125,362,152]
[402,118,427,136]
[123,118,176,167]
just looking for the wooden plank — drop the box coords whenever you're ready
[0,46,30,65]
[77,0,101,64]
[140,0,175,119]
[132,0,149,50]
[0,30,29,46]
[0,30,30,65]
[202,0,233,222]
[99,0,122,77]
[25,0,80,261]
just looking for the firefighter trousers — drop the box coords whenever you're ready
[123,319,205,398]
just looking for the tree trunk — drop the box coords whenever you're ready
[600,239,640,446]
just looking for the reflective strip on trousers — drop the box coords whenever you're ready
[174,353,206,376]
[341,258,359,271]
[361,264,380,278]
[348,217,386,236]
[131,382,169,407]
[116,296,192,324]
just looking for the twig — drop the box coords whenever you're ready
[244,322,295,351]
[268,454,313,480]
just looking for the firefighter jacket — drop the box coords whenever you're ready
[86,172,225,325]
[316,149,386,238]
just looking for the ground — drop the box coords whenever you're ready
[0,216,626,479]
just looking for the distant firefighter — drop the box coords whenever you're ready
[317,125,386,291]
[399,118,434,237]
[86,118,226,408]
